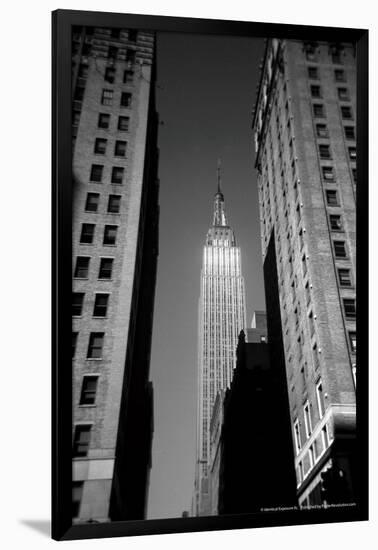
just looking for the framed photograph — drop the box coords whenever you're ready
[52,9,368,541]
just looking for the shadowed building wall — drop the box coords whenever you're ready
[215,315,297,514]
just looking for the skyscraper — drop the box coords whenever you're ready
[193,167,247,516]
[71,26,159,522]
[253,39,356,507]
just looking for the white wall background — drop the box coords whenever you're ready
[0,1,376,548]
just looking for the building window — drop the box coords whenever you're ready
[118,116,130,131]
[313,343,320,371]
[343,298,356,319]
[120,92,132,107]
[335,69,346,82]
[111,167,124,184]
[101,89,113,106]
[93,294,109,317]
[94,138,107,155]
[322,166,335,181]
[79,376,99,405]
[302,254,307,276]
[87,332,104,359]
[114,140,127,157]
[73,425,92,457]
[332,49,342,64]
[310,85,322,98]
[80,223,95,244]
[329,214,343,231]
[344,126,355,140]
[316,123,328,138]
[78,63,89,79]
[304,401,312,438]
[313,104,325,118]
[349,147,357,161]
[316,381,325,418]
[304,42,317,61]
[294,419,301,454]
[319,144,331,159]
[338,268,352,287]
[334,240,347,258]
[349,332,357,353]
[104,67,115,83]
[85,193,100,212]
[108,195,121,213]
[123,70,134,83]
[337,87,350,101]
[322,425,330,448]
[72,110,81,127]
[341,106,353,120]
[74,257,90,278]
[111,28,121,38]
[305,281,311,305]
[72,332,78,358]
[98,113,110,129]
[90,164,103,182]
[128,30,138,42]
[309,310,315,337]
[326,189,339,206]
[74,86,85,101]
[108,45,118,60]
[72,292,84,316]
[309,445,315,468]
[103,225,118,245]
[72,482,83,518]
[308,66,319,79]
[98,258,113,279]
[126,49,136,64]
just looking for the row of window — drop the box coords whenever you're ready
[101,89,132,108]
[309,84,351,103]
[97,113,130,131]
[85,192,121,213]
[315,123,355,141]
[73,293,109,317]
[94,138,127,157]
[305,43,346,68]
[74,257,113,279]
[316,143,356,161]
[103,66,134,84]
[294,380,325,453]
[312,102,353,121]
[90,165,124,184]
[77,224,118,246]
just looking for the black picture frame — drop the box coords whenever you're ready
[52,9,368,541]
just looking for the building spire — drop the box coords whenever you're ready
[217,158,222,195]
[213,159,228,227]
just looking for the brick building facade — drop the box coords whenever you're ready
[71,26,159,521]
[252,39,357,507]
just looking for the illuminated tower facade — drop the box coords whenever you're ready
[193,167,247,516]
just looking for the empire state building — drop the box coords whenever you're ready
[194,167,247,516]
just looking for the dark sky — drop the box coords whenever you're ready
[147,32,266,519]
